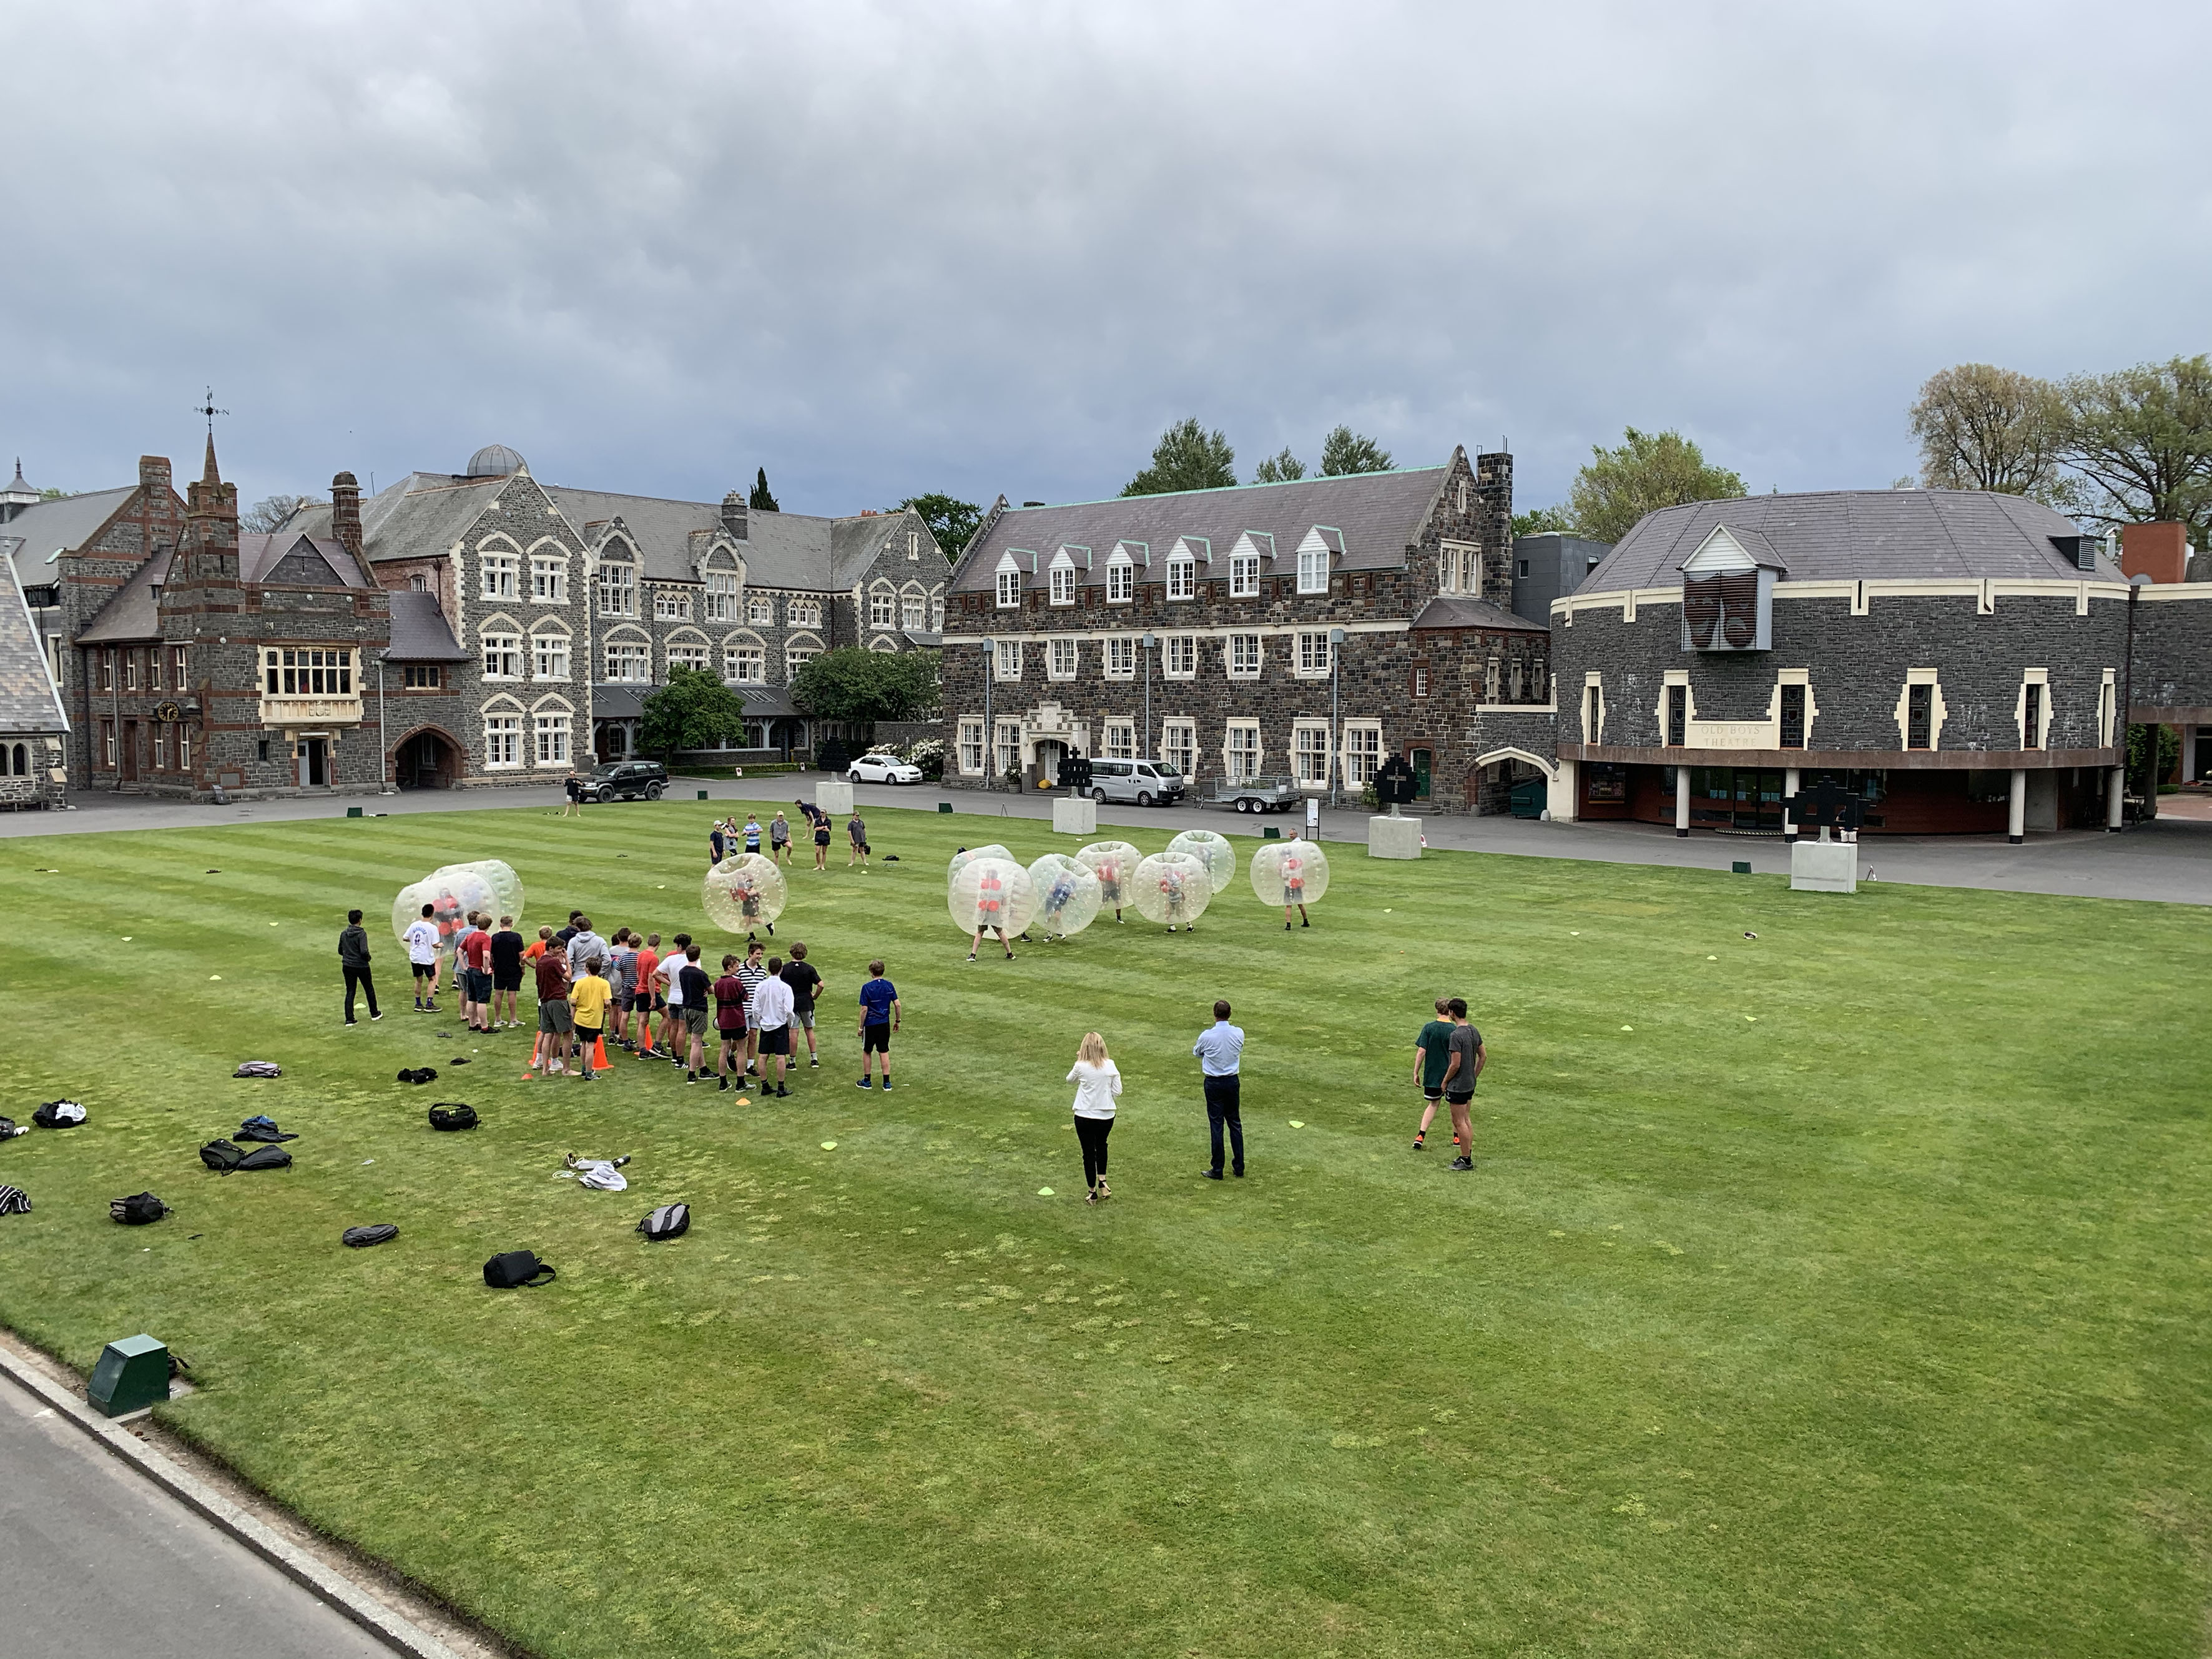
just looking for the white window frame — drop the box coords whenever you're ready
[995,639,1023,682]
[603,639,651,682]
[723,636,767,684]
[531,631,570,681]
[481,631,521,681]
[1166,556,1196,601]
[1294,631,1332,677]
[483,712,522,769]
[902,591,926,631]
[789,598,820,628]
[703,571,737,622]
[479,551,518,601]
[1105,636,1137,679]
[1163,635,1197,679]
[1048,637,1079,680]
[533,710,572,767]
[1297,547,1328,594]
[530,555,566,603]
[654,589,692,623]
[596,560,637,617]
[1161,719,1196,776]
[1049,563,1077,606]
[1224,721,1262,782]
[958,718,986,776]
[1104,719,1135,760]
[1438,540,1477,595]
[995,720,1021,775]
[667,639,711,677]
[1485,656,1501,702]
[1227,633,1262,679]
[1106,559,1134,604]
[996,565,1022,608]
[1294,721,1331,787]
[786,638,821,681]
[1229,553,1261,597]
[1342,721,1381,787]
[870,588,897,629]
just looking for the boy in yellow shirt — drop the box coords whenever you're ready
[569,956,612,1082]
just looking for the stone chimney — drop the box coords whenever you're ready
[331,470,367,577]
[138,455,172,497]
[721,490,748,541]
[2120,521,2190,585]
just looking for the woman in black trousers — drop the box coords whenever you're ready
[1066,1031,1123,1203]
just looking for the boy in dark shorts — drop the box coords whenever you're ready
[403,902,441,1012]
[712,953,749,1091]
[677,943,713,1083]
[856,959,898,1091]
[489,915,526,1030]
[633,933,664,1056]
[534,945,574,1075]
[780,942,824,1068]
[1411,997,1455,1151]
[1440,997,1485,1173]
[847,811,868,870]
[812,808,832,872]
[570,956,611,1081]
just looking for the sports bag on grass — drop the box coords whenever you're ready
[0,1117,24,1140]
[236,1145,292,1172]
[0,1184,29,1217]
[483,1250,556,1288]
[342,1224,398,1248]
[395,1067,439,1085]
[428,1103,479,1131]
[235,1115,297,1143]
[232,1060,283,1079]
[110,1191,166,1224]
[637,1203,690,1241]
[34,1100,86,1129]
[199,1138,247,1173]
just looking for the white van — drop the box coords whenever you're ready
[1088,759,1186,807]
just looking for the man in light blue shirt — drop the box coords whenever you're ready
[1192,1000,1246,1179]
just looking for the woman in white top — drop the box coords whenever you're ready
[1066,1031,1123,1203]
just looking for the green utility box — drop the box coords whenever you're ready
[1732,860,1752,874]
[1262,826,1281,839]
[938,802,953,814]
[697,790,709,800]
[346,805,363,818]
[89,1334,170,1417]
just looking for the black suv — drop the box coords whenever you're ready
[587,759,668,802]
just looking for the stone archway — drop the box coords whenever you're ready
[393,726,462,789]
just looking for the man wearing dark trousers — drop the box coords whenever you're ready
[1192,998,1246,1179]
[338,908,381,1025]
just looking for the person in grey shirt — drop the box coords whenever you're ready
[1440,997,1485,1173]
[1192,998,1246,1179]
[566,915,608,977]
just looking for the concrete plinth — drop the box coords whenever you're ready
[1789,836,1857,893]
[1053,796,1098,835]
[815,779,855,815]
[1368,814,1423,859]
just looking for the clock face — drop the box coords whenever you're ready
[154,701,182,722]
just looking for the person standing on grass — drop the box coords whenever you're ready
[608,930,638,1048]
[770,810,792,867]
[847,809,869,870]
[966,864,1016,963]
[780,942,823,1070]
[735,940,770,1080]
[566,915,607,980]
[338,908,381,1025]
[679,943,714,1083]
[712,953,749,1091]
[632,933,663,1056]
[856,960,898,1091]
[709,820,729,865]
[563,772,583,818]
[659,932,696,1066]
[744,812,763,855]
[1411,998,1455,1151]
[1067,1031,1121,1203]
[489,915,525,1030]
[570,956,611,1081]
[534,940,575,1075]
[750,956,795,1097]
[1192,999,1245,1180]
[459,912,494,1032]
[1440,998,1484,1174]
[1279,841,1312,930]
[403,902,441,1013]
[812,805,832,871]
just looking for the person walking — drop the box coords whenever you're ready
[403,902,441,1013]
[489,915,525,1030]
[1411,997,1455,1151]
[750,956,795,1097]
[338,908,381,1025]
[744,812,764,855]
[780,942,823,1068]
[563,772,583,818]
[1192,999,1245,1179]
[769,810,792,867]
[812,804,832,872]
[712,953,749,1091]
[847,810,868,870]
[1067,1031,1122,1203]
[855,960,898,1090]
[1440,997,1484,1173]
[533,942,575,1075]
[570,956,611,1080]
[966,863,1016,963]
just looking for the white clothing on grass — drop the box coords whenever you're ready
[1067,1060,1123,1120]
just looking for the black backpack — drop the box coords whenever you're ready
[342,1224,398,1248]
[235,1115,297,1144]
[110,1191,167,1224]
[199,1138,247,1173]
[0,1117,19,1140]
[483,1250,556,1288]
[637,1203,690,1241]
[33,1100,86,1129]
[428,1103,479,1131]
[396,1067,439,1085]
[236,1145,292,1173]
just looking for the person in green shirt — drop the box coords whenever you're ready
[1412,998,1455,1151]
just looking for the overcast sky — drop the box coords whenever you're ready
[6,0,2207,524]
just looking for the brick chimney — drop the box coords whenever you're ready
[331,470,367,578]
[2120,521,2190,585]
[721,490,748,541]
[138,455,172,496]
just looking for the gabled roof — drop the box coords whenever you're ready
[0,486,139,568]
[76,549,174,644]
[383,590,471,662]
[1589,490,2120,588]
[239,532,365,587]
[1410,596,1546,634]
[1679,523,1786,574]
[0,556,67,733]
[947,466,1450,595]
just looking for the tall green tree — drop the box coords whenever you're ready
[750,467,779,512]
[1567,427,1747,544]
[790,647,940,722]
[1512,506,1575,537]
[1252,448,1305,483]
[1320,426,1393,476]
[1121,418,1236,496]
[639,666,750,757]
[1910,363,2065,495]
[897,493,979,559]
[2055,355,2212,542]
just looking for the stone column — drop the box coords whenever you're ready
[1673,767,1689,837]
[1782,765,1800,843]
[2007,767,2027,844]
[1548,758,1578,822]
[2106,766,2124,830]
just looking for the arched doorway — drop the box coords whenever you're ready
[395,728,460,789]
[1033,737,1065,788]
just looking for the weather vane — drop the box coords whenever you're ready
[193,386,228,435]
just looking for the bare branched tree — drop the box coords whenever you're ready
[240,493,318,533]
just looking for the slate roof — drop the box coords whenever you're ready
[0,487,138,569]
[383,590,471,661]
[1410,596,1547,634]
[0,559,67,732]
[947,466,1450,596]
[290,473,508,567]
[1587,490,2120,589]
[75,549,174,644]
[238,532,365,587]
[590,682,802,721]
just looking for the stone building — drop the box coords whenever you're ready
[937,449,1553,812]
[0,525,67,807]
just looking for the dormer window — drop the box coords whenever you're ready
[1679,526,1780,651]
[1106,556,1133,604]
[1049,560,1076,606]
[1229,553,1261,597]
[995,552,1023,609]
[1295,526,1340,594]
[1166,554,1196,601]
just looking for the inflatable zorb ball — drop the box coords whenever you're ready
[703,852,789,934]
[1132,851,1212,928]
[1077,840,1143,911]
[949,856,1037,938]
[390,866,498,948]
[1251,839,1330,909]
[948,844,1014,884]
[1167,829,1236,893]
[1028,852,1102,939]
[445,859,523,924]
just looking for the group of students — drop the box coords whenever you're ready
[709,802,871,874]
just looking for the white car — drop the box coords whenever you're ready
[848,752,923,785]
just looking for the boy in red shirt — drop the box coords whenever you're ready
[712,953,749,1093]
[633,932,664,1058]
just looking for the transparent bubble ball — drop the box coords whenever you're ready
[950,856,1037,937]
[1028,852,1103,938]
[1166,829,1236,893]
[391,865,498,948]
[1132,851,1213,927]
[1251,838,1330,908]
[440,858,524,925]
[948,843,1014,884]
[1076,840,1143,908]
[703,852,789,933]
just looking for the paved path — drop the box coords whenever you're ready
[8,774,2208,905]
[0,1366,398,1658]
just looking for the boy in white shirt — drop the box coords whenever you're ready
[402,903,441,1013]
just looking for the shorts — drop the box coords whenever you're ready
[716,1022,745,1044]
[464,970,491,1001]
[493,971,523,994]
[745,842,762,855]
[758,1025,791,1056]
[814,829,831,846]
[615,991,634,1012]
[651,994,667,1012]
[862,1023,892,1053]
[793,1008,815,1029]
[682,1006,710,1037]
[1445,1091,1473,1107]
[575,1025,602,1046]
[411,960,437,980]
[538,1000,574,1034]
[1422,1085,1444,1102]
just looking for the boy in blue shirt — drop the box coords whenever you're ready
[856,959,900,1091]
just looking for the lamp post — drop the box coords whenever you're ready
[1328,626,1345,809]
[1141,633,1156,762]
[981,637,994,792]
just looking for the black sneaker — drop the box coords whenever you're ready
[370,1012,383,1021]
[775,1084,790,1098]
[686,1071,699,1084]
[1200,1168,1223,1180]
[717,1076,729,1092]
[1450,1156,1473,1171]
[856,1078,872,1089]
[880,1081,892,1092]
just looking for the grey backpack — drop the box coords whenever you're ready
[637,1203,690,1242]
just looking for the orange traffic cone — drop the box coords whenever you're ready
[593,1034,611,1071]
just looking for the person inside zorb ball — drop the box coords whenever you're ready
[950,856,1035,962]
[1251,837,1329,928]
[702,852,788,937]
[948,844,1013,883]
[1028,852,1102,941]
[1166,828,1236,893]
[1077,840,1141,925]
[1133,850,1211,932]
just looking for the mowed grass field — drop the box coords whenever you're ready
[1,799,2208,1658]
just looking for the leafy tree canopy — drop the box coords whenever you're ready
[750,467,779,512]
[1320,426,1393,476]
[1252,448,1306,483]
[2054,355,2212,543]
[1512,506,1576,537]
[241,493,319,533]
[1910,364,2065,496]
[898,493,980,559]
[790,647,940,722]
[1568,427,1747,544]
[1122,418,1236,496]
[639,665,749,756]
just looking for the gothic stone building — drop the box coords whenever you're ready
[938,449,1554,812]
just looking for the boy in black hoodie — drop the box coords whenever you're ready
[339,908,381,1025]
